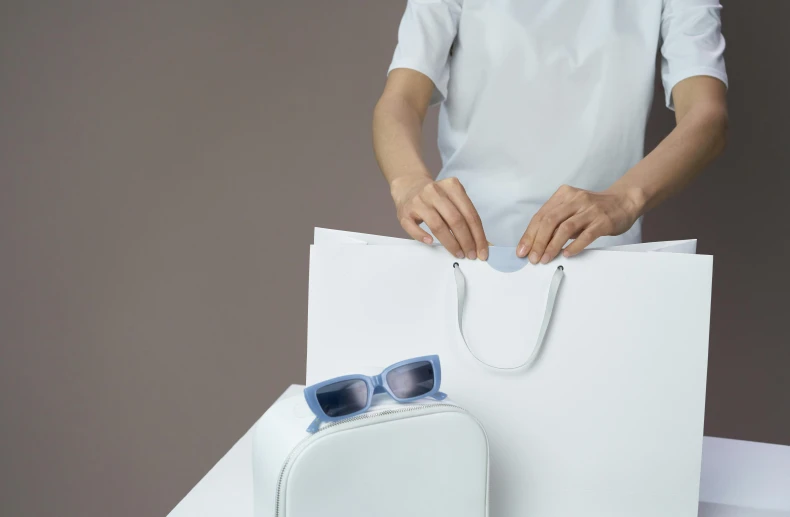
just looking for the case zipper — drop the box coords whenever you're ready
[273,402,467,517]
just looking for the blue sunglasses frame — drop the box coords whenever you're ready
[303,355,447,433]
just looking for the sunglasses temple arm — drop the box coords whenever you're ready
[306,417,322,434]
[430,391,448,401]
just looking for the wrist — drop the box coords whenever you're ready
[608,183,649,220]
[389,174,432,204]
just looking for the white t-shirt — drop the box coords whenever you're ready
[388,0,727,247]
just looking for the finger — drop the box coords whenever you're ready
[529,202,579,264]
[516,191,569,259]
[432,195,477,259]
[415,204,464,259]
[442,180,489,260]
[399,216,434,244]
[541,213,591,263]
[517,216,540,259]
[423,182,476,259]
[562,226,602,257]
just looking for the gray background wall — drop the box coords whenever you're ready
[0,1,787,516]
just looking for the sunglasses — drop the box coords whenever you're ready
[303,355,447,433]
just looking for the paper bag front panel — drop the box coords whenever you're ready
[306,243,712,517]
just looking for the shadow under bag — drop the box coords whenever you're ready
[252,385,490,517]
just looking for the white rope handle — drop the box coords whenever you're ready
[452,262,565,371]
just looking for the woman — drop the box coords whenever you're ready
[373,0,728,263]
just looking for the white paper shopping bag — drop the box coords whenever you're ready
[307,228,712,517]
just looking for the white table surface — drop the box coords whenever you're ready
[168,427,256,517]
[168,420,790,517]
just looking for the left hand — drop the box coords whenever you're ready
[517,184,645,263]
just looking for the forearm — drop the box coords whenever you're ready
[610,100,728,217]
[373,94,432,198]
[373,71,489,256]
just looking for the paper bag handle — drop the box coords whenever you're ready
[452,263,565,370]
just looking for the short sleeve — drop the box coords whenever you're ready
[660,0,728,110]
[387,0,462,106]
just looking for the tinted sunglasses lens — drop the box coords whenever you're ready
[316,379,369,418]
[386,361,435,399]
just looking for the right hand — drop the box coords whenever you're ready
[390,176,488,260]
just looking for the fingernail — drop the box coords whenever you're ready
[540,253,551,264]
[517,245,527,257]
[467,251,477,260]
[479,249,488,261]
[456,251,464,259]
[562,250,570,257]
[529,252,539,264]
[423,237,432,244]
